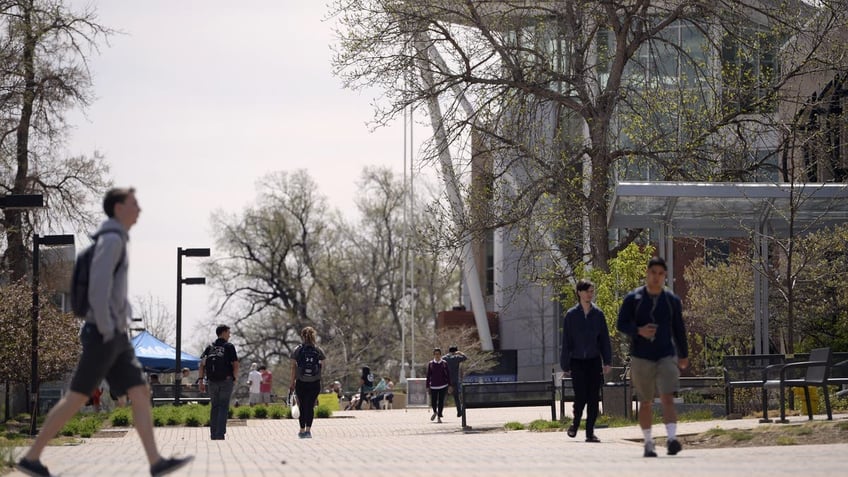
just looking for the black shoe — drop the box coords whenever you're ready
[566,425,577,438]
[585,434,600,443]
[644,447,658,458]
[150,456,194,477]
[666,438,682,455]
[15,459,52,477]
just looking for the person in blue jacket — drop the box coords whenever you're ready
[560,279,612,442]
[617,256,689,458]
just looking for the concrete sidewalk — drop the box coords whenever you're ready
[10,406,847,476]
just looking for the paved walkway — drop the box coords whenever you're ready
[10,407,847,476]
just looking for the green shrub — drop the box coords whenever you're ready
[236,407,252,419]
[315,405,332,419]
[253,405,268,419]
[184,415,202,427]
[59,414,103,437]
[504,421,525,430]
[111,408,131,427]
[268,404,286,419]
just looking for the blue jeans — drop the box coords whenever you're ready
[208,378,234,439]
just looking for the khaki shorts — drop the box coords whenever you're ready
[630,356,679,402]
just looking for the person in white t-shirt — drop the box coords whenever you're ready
[247,363,262,406]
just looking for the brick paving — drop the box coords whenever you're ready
[10,406,847,476]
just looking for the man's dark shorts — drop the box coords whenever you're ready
[69,323,146,397]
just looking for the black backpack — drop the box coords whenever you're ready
[204,343,229,382]
[70,231,125,318]
[296,344,321,382]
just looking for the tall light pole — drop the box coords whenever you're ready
[175,247,210,405]
[30,234,74,435]
[0,194,45,427]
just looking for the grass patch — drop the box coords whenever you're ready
[679,408,716,422]
[728,430,754,441]
[776,435,797,445]
[528,419,565,431]
[503,421,525,430]
[790,426,814,436]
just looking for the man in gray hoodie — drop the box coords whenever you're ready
[17,188,193,477]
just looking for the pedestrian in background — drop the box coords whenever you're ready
[560,279,612,442]
[442,345,468,417]
[199,324,239,440]
[259,365,273,404]
[290,327,326,438]
[617,256,689,457]
[247,363,262,406]
[426,348,450,423]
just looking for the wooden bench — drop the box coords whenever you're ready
[461,377,556,428]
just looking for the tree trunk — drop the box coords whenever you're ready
[6,6,38,282]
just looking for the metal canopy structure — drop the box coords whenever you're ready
[608,181,848,353]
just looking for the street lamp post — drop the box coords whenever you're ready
[175,247,210,406]
[30,234,74,435]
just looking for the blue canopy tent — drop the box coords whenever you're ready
[131,330,201,372]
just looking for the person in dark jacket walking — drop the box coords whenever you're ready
[442,345,468,417]
[560,279,612,442]
[617,256,689,458]
[426,348,450,423]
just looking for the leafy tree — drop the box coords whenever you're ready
[792,224,848,352]
[1,0,112,282]
[0,281,79,384]
[684,252,756,370]
[331,0,848,280]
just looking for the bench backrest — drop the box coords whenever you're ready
[463,380,554,406]
[804,347,832,385]
[723,350,847,382]
[723,354,785,382]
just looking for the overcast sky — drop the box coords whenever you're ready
[66,1,419,353]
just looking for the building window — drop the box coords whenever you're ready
[705,238,730,266]
[721,27,778,114]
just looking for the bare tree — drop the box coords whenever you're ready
[132,293,175,345]
[1,0,113,282]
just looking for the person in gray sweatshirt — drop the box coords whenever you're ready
[17,188,193,477]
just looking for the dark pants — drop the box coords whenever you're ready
[570,356,603,436]
[295,380,321,429]
[208,378,234,439]
[448,382,463,415]
[430,387,447,418]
